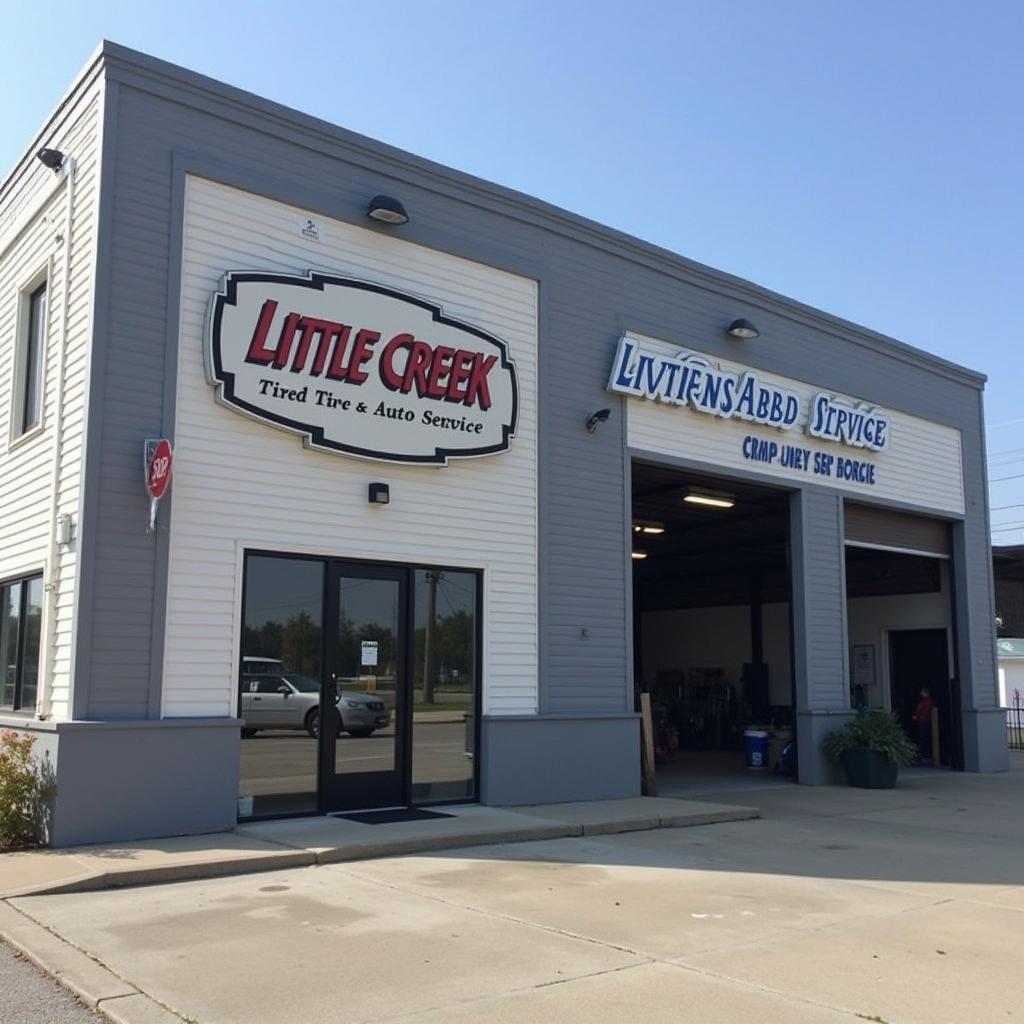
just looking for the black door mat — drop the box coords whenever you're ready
[336,808,455,825]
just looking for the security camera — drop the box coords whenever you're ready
[585,408,612,433]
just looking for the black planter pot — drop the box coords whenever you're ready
[840,748,899,789]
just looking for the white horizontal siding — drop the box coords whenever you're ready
[624,331,965,516]
[163,177,538,717]
[0,80,103,720]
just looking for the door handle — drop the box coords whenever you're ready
[252,696,262,701]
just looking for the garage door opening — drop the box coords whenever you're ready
[844,505,963,769]
[631,461,795,793]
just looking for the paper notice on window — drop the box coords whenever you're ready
[361,640,379,667]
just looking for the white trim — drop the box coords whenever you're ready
[844,539,950,560]
[7,259,53,447]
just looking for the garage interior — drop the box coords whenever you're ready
[631,462,796,790]
[843,504,961,768]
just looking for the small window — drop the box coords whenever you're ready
[13,280,47,437]
[0,574,43,712]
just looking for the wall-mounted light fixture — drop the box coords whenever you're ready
[366,194,409,225]
[368,482,391,505]
[684,487,735,509]
[585,408,611,433]
[632,520,666,535]
[36,148,65,173]
[727,318,760,340]
[56,514,74,546]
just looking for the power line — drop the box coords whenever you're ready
[990,472,1024,483]
[992,503,1024,512]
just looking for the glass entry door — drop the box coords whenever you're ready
[322,564,407,810]
[239,551,479,819]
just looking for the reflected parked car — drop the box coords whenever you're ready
[240,672,389,739]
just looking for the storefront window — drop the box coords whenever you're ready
[1,581,21,708]
[0,575,42,712]
[411,569,478,803]
[238,555,324,817]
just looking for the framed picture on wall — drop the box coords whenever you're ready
[851,644,877,688]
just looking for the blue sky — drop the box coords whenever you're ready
[3,1,1022,542]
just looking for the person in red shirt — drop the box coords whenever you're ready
[912,687,935,762]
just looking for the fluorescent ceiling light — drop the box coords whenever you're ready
[684,488,735,509]
[631,550,648,560]
[632,521,665,535]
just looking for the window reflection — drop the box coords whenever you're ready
[1,581,21,709]
[333,576,399,776]
[0,576,43,712]
[238,556,323,818]
[412,570,477,802]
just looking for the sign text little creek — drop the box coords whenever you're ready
[206,272,518,465]
[608,334,891,487]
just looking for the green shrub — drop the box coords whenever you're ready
[822,713,918,768]
[0,730,56,850]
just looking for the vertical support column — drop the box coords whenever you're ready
[790,489,852,784]
[951,520,1009,772]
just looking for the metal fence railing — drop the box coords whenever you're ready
[1009,693,1024,752]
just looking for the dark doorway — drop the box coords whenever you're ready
[889,628,955,765]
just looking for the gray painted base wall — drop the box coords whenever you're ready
[480,714,641,805]
[6,719,241,847]
[962,709,1011,773]
[796,711,853,785]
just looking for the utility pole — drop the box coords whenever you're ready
[422,571,439,704]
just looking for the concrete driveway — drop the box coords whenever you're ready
[4,757,1023,1024]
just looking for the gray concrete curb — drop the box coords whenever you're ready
[0,902,183,1023]
[11,847,317,898]
[312,820,582,864]
[5,802,760,899]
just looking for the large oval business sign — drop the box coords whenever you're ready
[206,271,518,465]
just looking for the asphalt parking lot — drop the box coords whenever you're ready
[0,942,99,1024]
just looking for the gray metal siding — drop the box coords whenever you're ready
[791,489,849,710]
[75,44,995,724]
[957,393,999,711]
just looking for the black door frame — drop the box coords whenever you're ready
[240,549,483,818]
[321,560,409,811]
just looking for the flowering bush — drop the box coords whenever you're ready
[0,730,55,850]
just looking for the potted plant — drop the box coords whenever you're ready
[822,712,917,789]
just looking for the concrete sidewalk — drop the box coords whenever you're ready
[0,796,758,899]
[2,758,1021,1024]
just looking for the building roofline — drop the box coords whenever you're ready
[0,43,105,205]
[8,40,989,390]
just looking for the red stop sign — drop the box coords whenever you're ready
[146,439,174,500]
